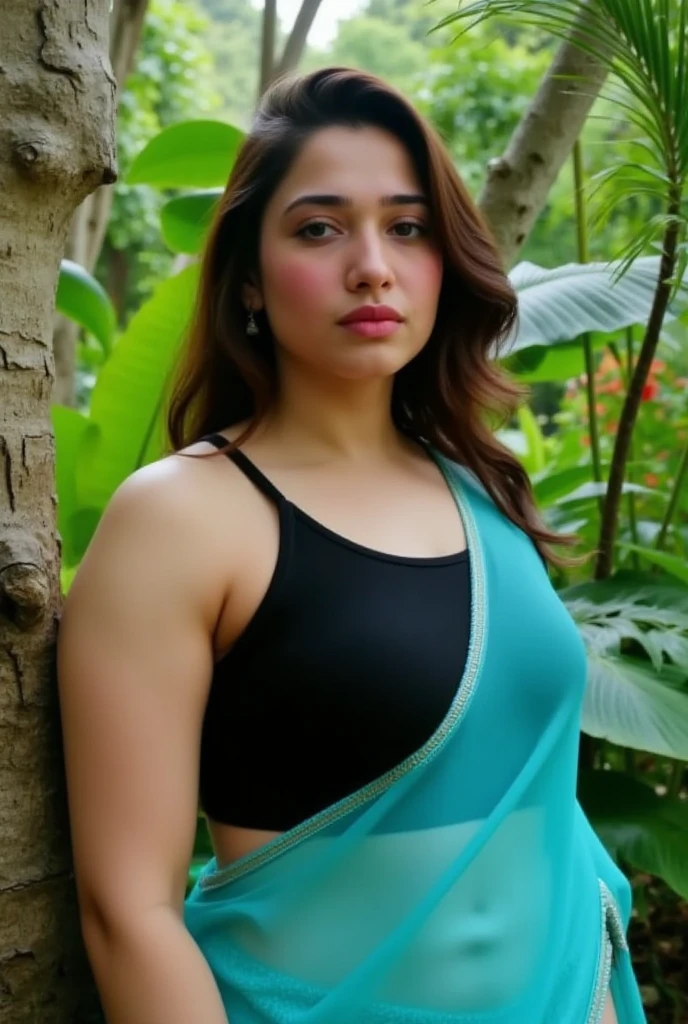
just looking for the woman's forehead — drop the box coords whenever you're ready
[267,125,424,214]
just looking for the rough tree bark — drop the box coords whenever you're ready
[0,2,117,1021]
[52,0,149,407]
[477,4,608,267]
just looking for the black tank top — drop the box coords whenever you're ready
[198,434,471,831]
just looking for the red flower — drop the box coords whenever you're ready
[642,379,659,401]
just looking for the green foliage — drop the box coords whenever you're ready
[194,0,274,128]
[95,0,221,324]
[160,189,223,254]
[127,121,244,188]
[563,581,688,756]
[439,0,688,266]
[509,258,688,351]
[579,770,688,899]
[56,260,117,355]
[67,265,200,550]
[313,16,428,95]
[416,24,551,193]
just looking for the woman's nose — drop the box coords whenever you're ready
[345,232,395,293]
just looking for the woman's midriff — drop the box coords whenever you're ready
[207,818,284,870]
[205,820,623,1024]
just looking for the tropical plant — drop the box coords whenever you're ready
[436,0,688,580]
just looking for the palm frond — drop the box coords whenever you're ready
[437,0,688,230]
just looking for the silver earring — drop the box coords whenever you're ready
[246,309,259,336]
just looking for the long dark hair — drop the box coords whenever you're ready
[166,67,580,567]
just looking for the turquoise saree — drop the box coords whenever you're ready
[185,452,647,1024]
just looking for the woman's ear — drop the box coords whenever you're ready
[241,278,264,313]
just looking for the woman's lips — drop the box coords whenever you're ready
[337,305,404,338]
[340,319,402,338]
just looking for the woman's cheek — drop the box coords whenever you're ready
[265,257,334,315]
[409,249,443,298]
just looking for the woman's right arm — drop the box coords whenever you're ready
[57,460,231,1024]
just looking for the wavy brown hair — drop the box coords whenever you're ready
[166,67,581,568]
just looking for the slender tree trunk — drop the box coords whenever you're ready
[274,0,325,81]
[260,0,325,97]
[53,0,149,407]
[594,202,683,579]
[478,3,608,267]
[0,2,117,1021]
[260,0,278,97]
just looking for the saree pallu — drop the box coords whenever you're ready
[185,453,648,1024]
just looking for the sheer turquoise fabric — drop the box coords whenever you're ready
[185,452,647,1024]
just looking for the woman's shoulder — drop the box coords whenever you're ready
[81,437,256,605]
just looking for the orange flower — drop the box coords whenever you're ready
[605,421,619,435]
[595,403,607,416]
[650,359,666,374]
[581,434,591,447]
[644,473,659,487]
[598,379,624,395]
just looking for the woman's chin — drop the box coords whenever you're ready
[325,345,422,381]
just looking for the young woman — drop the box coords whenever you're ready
[57,68,647,1024]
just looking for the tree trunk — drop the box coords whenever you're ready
[275,0,325,81]
[477,4,608,267]
[0,2,116,1021]
[53,0,149,408]
[260,0,325,96]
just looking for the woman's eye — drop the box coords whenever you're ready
[391,221,426,238]
[298,222,337,240]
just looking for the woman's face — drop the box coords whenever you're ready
[245,124,443,382]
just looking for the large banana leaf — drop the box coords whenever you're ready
[160,189,223,254]
[508,258,688,352]
[52,405,94,567]
[563,579,688,756]
[578,770,688,899]
[127,120,245,189]
[56,259,117,354]
[75,264,200,515]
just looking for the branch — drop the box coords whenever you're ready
[275,0,325,81]
[594,202,683,579]
[259,0,278,97]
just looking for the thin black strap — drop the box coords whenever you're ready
[201,433,286,505]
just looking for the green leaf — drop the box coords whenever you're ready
[516,403,546,472]
[502,341,586,382]
[160,189,222,254]
[76,265,200,512]
[127,120,245,188]
[582,651,688,756]
[52,405,92,567]
[56,260,117,354]
[532,466,594,507]
[619,543,688,583]
[554,481,658,506]
[509,257,688,351]
[579,770,688,899]
[563,578,688,754]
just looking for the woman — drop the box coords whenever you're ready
[57,68,647,1024]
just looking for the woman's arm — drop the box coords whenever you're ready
[57,461,231,1023]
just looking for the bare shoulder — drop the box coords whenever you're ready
[77,436,254,610]
[55,436,255,927]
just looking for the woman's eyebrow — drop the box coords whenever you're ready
[282,193,428,216]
